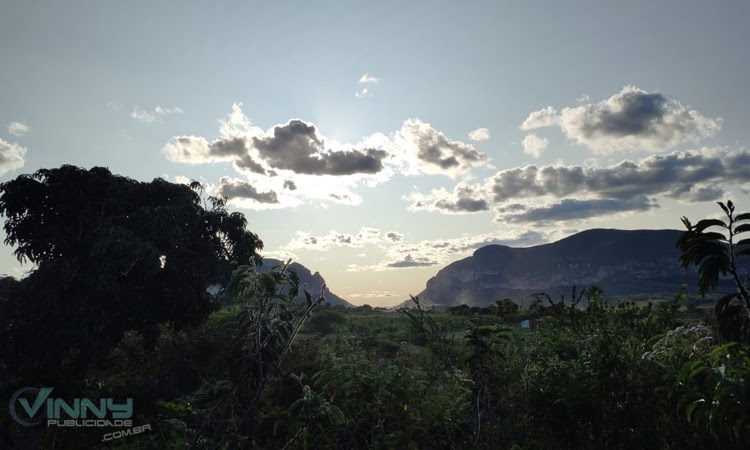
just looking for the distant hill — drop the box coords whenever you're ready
[406,229,749,308]
[259,258,353,308]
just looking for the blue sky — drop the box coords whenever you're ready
[1,1,749,306]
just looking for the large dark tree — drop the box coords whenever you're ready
[0,165,262,388]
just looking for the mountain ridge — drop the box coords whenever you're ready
[260,258,353,307]
[405,228,748,308]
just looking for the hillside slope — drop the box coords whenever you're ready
[412,229,748,308]
[259,258,353,307]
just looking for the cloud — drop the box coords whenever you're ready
[520,106,559,130]
[385,231,403,242]
[496,196,656,224]
[0,139,26,175]
[348,290,400,298]
[346,229,548,272]
[173,175,192,185]
[8,122,29,137]
[131,106,184,124]
[281,226,390,252]
[355,73,380,97]
[163,105,492,210]
[251,120,388,176]
[468,128,490,141]
[358,73,380,84]
[521,86,721,153]
[522,133,548,158]
[386,254,438,268]
[409,147,749,224]
[406,182,490,215]
[490,147,748,203]
[391,119,489,177]
[217,177,279,204]
[164,108,389,179]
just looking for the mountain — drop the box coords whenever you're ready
[410,229,748,308]
[259,258,353,307]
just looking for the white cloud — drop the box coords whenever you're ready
[405,182,490,215]
[0,138,27,175]
[347,229,549,271]
[468,128,490,141]
[390,119,489,178]
[280,226,390,252]
[131,105,184,124]
[173,175,192,185]
[358,73,381,84]
[522,133,548,158]
[520,106,559,130]
[163,104,490,210]
[348,290,400,298]
[8,122,29,137]
[354,87,370,98]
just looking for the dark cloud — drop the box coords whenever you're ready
[415,129,485,169]
[283,179,297,190]
[385,231,403,242]
[217,177,278,204]
[235,154,267,174]
[209,137,247,157]
[395,119,488,175]
[411,182,490,215]
[579,90,667,137]
[330,193,352,202]
[473,231,547,248]
[386,254,438,268]
[491,148,748,203]
[335,234,352,244]
[522,86,721,152]
[252,120,387,175]
[498,196,656,224]
[435,198,489,213]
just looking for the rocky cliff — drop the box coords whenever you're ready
[260,258,353,307]
[413,229,747,308]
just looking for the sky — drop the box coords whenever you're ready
[1,1,750,306]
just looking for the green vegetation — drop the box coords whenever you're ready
[1,168,749,449]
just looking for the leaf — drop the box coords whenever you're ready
[719,202,729,215]
[735,212,750,222]
[686,399,706,424]
[694,218,728,232]
[733,223,750,235]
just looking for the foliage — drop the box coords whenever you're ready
[675,342,750,445]
[196,259,326,448]
[678,200,750,343]
[4,178,750,449]
[305,309,347,335]
[0,166,262,391]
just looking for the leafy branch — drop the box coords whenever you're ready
[677,200,750,343]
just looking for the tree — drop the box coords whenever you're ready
[677,200,750,343]
[0,165,263,388]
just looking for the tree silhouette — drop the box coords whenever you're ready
[0,165,263,388]
[677,200,750,343]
